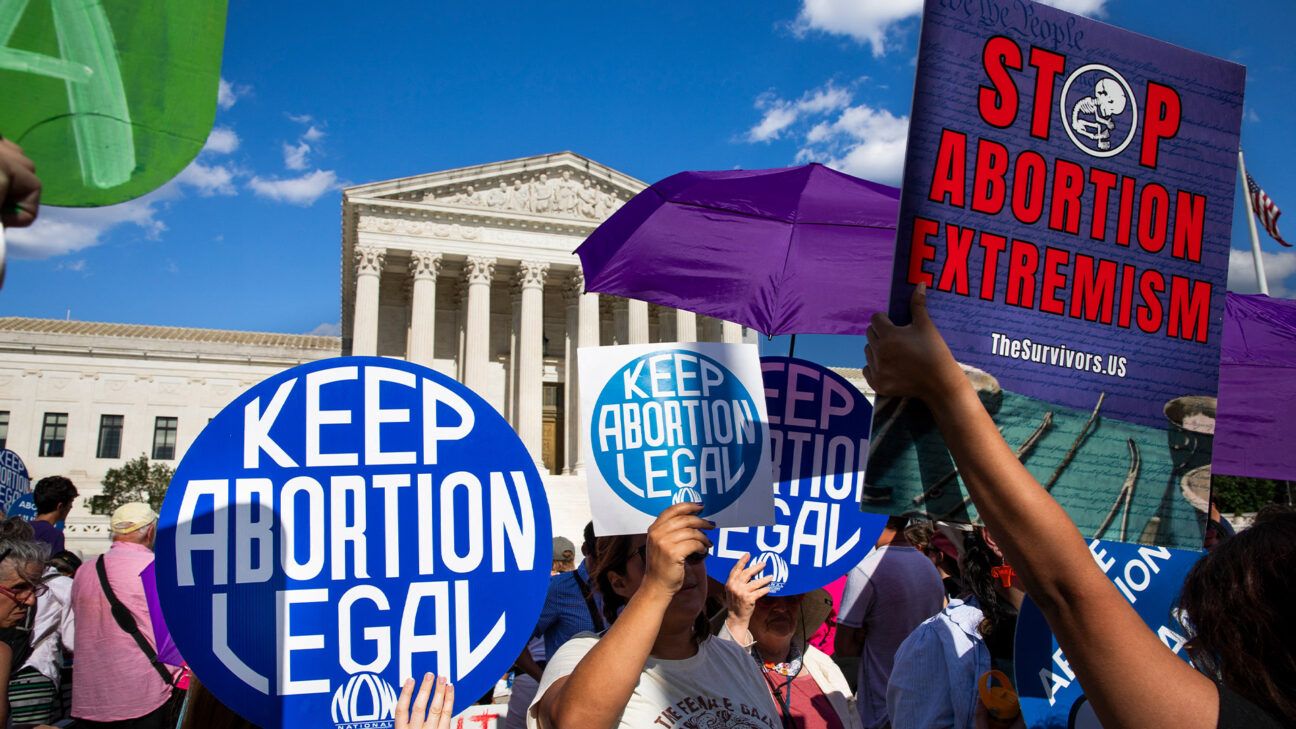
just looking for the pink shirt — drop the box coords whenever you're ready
[70,541,176,721]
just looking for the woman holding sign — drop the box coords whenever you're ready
[862,284,1293,729]
[722,555,863,729]
[530,503,779,729]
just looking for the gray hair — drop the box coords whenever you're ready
[0,537,50,582]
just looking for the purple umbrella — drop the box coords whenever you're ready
[1215,292,1296,481]
[576,163,900,336]
[140,561,183,667]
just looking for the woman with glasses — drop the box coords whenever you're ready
[862,284,1293,729]
[529,502,778,729]
[0,526,55,729]
[722,555,863,729]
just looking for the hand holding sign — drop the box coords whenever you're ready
[642,502,713,599]
[0,138,40,227]
[863,284,964,403]
[395,674,453,729]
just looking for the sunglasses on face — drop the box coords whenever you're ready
[633,544,707,565]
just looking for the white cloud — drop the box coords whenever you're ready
[1228,247,1296,297]
[6,185,174,259]
[286,113,314,124]
[748,83,854,142]
[217,78,250,110]
[283,141,311,170]
[248,169,341,206]
[1247,108,1261,123]
[794,0,923,57]
[308,322,341,336]
[797,104,909,184]
[302,125,325,143]
[203,126,240,155]
[793,0,1105,56]
[57,259,87,273]
[1034,0,1107,15]
[175,160,238,196]
[743,81,908,184]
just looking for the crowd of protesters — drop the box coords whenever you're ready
[6,121,1296,729]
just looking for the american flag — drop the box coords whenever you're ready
[1247,173,1291,247]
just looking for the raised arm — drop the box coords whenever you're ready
[863,284,1216,729]
[539,503,712,729]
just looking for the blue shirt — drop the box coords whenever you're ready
[31,520,64,554]
[531,563,602,659]
[886,599,990,729]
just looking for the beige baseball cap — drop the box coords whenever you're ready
[110,502,157,534]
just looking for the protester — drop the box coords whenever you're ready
[0,135,41,229]
[862,283,1295,728]
[0,519,50,728]
[886,528,1024,729]
[835,516,944,729]
[505,637,546,729]
[552,536,577,574]
[30,477,78,555]
[395,673,454,729]
[530,503,778,729]
[724,554,863,729]
[903,519,963,600]
[71,503,180,728]
[531,522,603,660]
[10,544,76,725]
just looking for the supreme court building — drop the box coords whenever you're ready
[0,152,756,553]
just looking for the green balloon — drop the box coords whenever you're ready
[0,0,228,207]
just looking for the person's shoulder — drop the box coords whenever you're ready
[551,632,599,658]
[702,634,755,665]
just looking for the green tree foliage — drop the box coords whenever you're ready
[89,454,174,515]
[1211,475,1284,514]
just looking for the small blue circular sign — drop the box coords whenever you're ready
[590,349,765,518]
[1015,540,1201,728]
[706,358,886,596]
[155,357,552,728]
[0,449,32,518]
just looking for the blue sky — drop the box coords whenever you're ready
[5,0,1295,333]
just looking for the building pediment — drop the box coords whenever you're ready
[344,151,647,225]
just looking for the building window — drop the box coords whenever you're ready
[40,413,68,457]
[0,411,8,451]
[152,417,178,460]
[97,415,124,459]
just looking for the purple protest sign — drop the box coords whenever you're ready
[140,561,183,667]
[863,0,1245,549]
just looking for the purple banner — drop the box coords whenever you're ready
[863,0,1245,549]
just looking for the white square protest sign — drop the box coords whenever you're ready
[578,342,776,536]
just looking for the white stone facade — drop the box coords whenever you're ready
[0,152,758,555]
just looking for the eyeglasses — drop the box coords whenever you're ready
[633,544,707,565]
[0,549,50,603]
[0,580,47,603]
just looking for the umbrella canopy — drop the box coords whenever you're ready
[1214,292,1296,481]
[576,163,900,336]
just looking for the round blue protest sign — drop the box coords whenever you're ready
[155,357,552,728]
[0,449,32,518]
[707,358,886,596]
[591,348,765,518]
[1014,540,1201,728]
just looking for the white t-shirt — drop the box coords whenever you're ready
[838,545,944,729]
[528,633,779,729]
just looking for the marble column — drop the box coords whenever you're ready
[455,279,467,381]
[563,274,581,474]
[675,310,698,342]
[507,284,522,424]
[722,321,744,344]
[516,261,549,466]
[628,299,650,344]
[572,272,600,474]
[352,245,386,356]
[462,256,496,392]
[406,251,442,366]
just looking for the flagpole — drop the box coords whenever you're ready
[1238,149,1270,295]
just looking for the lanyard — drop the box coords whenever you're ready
[762,664,797,729]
